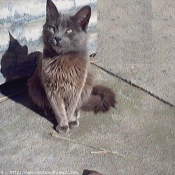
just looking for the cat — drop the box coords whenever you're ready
[27,0,116,134]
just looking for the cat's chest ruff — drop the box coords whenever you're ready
[42,55,88,90]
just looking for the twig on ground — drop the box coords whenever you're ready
[0,89,26,104]
[90,150,108,154]
[50,132,126,158]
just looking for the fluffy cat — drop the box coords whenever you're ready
[27,0,116,134]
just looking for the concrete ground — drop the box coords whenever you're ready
[1,0,175,175]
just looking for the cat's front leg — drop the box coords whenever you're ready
[68,111,80,129]
[66,109,80,129]
[75,109,80,119]
[67,97,81,129]
[45,90,69,134]
[69,109,80,129]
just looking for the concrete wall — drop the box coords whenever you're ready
[0,0,97,84]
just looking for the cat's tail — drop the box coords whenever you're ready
[81,85,116,114]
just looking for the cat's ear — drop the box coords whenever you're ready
[46,0,60,21]
[73,5,91,31]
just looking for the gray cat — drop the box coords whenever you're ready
[27,0,116,134]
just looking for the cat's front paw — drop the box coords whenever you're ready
[56,125,69,134]
[69,120,79,129]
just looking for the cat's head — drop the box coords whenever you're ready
[43,0,91,55]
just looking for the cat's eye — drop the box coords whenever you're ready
[66,29,73,34]
[48,26,55,33]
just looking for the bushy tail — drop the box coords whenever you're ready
[81,85,116,114]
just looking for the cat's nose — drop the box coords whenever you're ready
[54,37,62,43]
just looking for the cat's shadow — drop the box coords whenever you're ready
[0,33,57,127]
